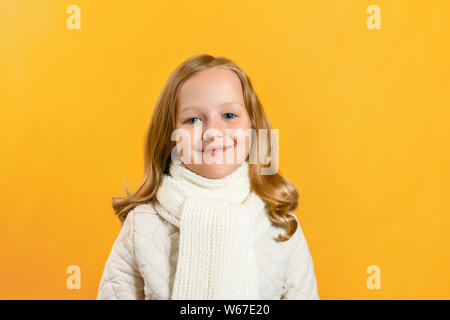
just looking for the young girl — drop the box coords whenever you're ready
[96,54,320,300]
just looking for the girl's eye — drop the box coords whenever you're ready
[222,113,236,120]
[187,117,201,124]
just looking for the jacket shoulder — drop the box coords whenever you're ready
[131,201,178,238]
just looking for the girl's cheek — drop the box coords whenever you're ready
[174,127,198,158]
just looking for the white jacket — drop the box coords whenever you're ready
[96,201,320,300]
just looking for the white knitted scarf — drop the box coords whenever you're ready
[154,151,272,300]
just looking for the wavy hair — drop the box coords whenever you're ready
[112,54,299,241]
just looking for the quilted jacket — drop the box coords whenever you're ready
[96,201,320,300]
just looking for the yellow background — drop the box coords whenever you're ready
[1,0,449,299]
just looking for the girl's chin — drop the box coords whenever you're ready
[186,152,237,164]
[190,163,240,179]
[178,147,248,166]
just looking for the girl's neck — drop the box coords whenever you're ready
[168,152,251,204]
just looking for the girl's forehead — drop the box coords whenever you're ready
[177,68,244,111]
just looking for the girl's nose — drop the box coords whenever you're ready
[202,118,225,142]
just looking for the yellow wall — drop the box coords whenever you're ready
[1,0,449,299]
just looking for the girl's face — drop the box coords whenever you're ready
[174,67,252,179]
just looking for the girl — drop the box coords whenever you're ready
[96,54,319,300]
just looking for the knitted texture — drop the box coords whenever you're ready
[155,151,272,299]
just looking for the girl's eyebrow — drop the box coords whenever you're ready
[179,101,244,112]
[218,101,244,107]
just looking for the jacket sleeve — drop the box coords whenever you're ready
[96,209,145,300]
[280,215,320,300]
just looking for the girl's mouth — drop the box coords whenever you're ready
[204,145,233,156]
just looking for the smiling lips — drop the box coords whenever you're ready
[198,145,233,155]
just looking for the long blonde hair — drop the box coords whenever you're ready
[112,54,299,241]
